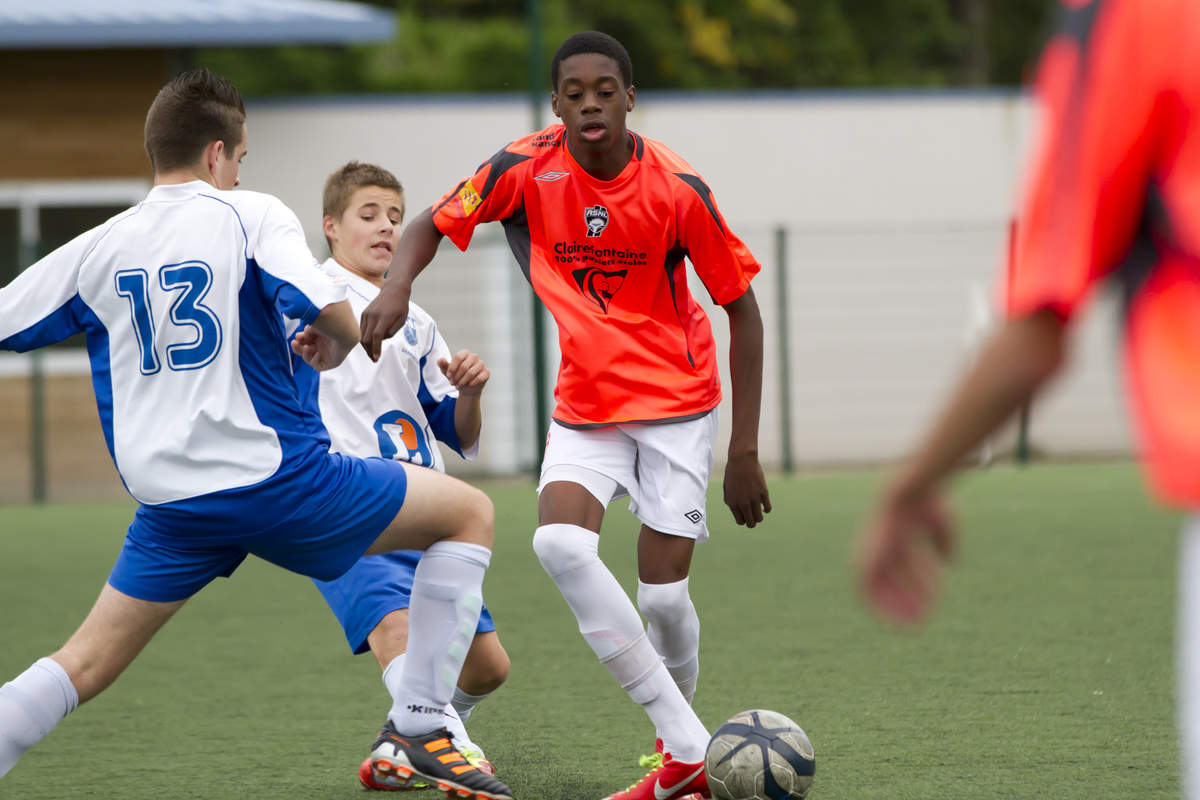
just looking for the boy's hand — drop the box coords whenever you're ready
[359,281,411,362]
[438,350,490,396]
[723,452,772,528]
[857,482,955,625]
[291,325,350,371]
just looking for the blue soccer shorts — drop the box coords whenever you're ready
[108,445,409,602]
[313,551,497,654]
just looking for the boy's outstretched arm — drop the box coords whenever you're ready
[439,349,490,451]
[722,285,771,528]
[292,300,359,371]
[360,209,444,361]
[858,310,1066,624]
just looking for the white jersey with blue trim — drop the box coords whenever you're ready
[0,180,347,505]
[310,258,475,473]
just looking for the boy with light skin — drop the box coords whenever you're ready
[360,31,770,800]
[0,70,512,800]
[301,162,510,789]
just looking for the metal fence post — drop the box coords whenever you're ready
[775,225,794,474]
[18,198,46,503]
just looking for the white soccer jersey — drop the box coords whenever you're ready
[0,181,346,505]
[308,259,475,473]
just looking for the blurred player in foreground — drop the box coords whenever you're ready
[0,70,512,800]
[856,1,1200,795]
[299,161,510,789]
[360,30,770,800]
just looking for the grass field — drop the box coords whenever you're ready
[0,462,1182,799]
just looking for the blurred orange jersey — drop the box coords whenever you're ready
[432,124,759,428]
[1007,0,1200,504]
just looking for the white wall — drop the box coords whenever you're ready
[240,90,1133,475]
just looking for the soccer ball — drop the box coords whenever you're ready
[705,709,815,800]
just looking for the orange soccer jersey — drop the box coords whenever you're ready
[432,124,759,428]
[1006,0,1200,504]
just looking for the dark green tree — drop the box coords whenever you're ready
[198,0,1054,96]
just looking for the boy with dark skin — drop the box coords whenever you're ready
[362,32,769,800]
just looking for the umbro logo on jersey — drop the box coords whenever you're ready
[584,204,609,237]
[572,266,627,313]
[684,509,703,524]
[534,170,569,182]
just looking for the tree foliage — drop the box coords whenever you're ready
[198,0,1053,96]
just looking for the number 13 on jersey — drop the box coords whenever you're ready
[115,260,224,374]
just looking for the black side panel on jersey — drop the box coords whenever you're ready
[662,242,695,367]
[479,150,533,201]
[502,203,533,283]
[1114,181,1170,322]
[672,173,725,235]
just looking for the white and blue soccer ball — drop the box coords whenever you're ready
[705,709,815,800]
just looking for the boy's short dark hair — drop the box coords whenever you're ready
[322,161,405,249]
[550,31,633,90]
[144,69,245,173]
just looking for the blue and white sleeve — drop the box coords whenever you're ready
[0,229,94,351]
[252,197,346,323]
[418,324,474,459]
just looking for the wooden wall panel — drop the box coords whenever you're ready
[0,375,124,502]
[0,49,169,181]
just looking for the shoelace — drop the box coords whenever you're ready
[638,752,664,770]
[459,745,488,771]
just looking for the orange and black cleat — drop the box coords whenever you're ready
[364,720,514,800]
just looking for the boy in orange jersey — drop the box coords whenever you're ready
[855,1,1200,796]
[361,31,770,800]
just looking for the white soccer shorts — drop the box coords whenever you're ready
[537,410,718,540]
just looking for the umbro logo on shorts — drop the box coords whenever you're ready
[684,509,703,524]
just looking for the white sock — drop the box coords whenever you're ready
[451,686,491,722]
[1180,517,1200,800]
[441,704,479,753]
[0,657,78,778]
[391,541,490,736]
[638,578,701,705]
[384,654,477,752]
[382,653,407,724]
[533,524,708,762]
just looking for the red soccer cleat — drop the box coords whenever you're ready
[604,749,710,800]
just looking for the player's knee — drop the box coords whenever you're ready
[455,486,494,549]
[532,523,599,578]
[636,579,692,626]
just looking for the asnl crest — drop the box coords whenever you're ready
[584,205,609,237]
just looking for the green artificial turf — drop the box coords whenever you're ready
[0,463,1181,798]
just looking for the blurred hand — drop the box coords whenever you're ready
[438,349,490,396]
[359,281,411,362]
[291,325,350,371]
[723,453,772,528]
[857,483,956,625]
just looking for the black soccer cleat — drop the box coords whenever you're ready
[367,720,514,800]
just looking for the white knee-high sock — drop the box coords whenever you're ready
[638,578,700,705]
[391,541,490,736]
[0,657,78,778]
[1180,517,1200,800]
[533,524,709,762]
